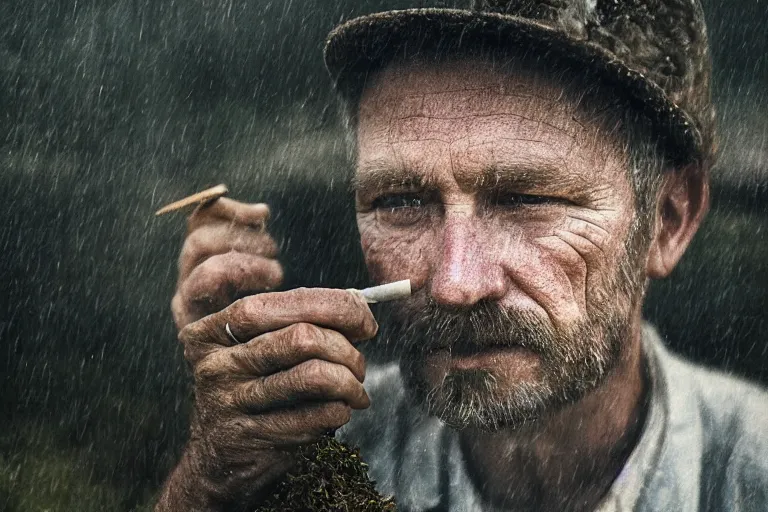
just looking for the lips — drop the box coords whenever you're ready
[428,345,532,374]
[423,334,528,355]
[439,342,520,357]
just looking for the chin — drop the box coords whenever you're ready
[402,345,612,432]
[417,367,555,432]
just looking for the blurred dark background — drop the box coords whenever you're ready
[0,0,765,509]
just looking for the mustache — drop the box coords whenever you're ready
[388,294,560,357]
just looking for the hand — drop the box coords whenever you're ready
[171,198,283,330]
[156,288,378,511]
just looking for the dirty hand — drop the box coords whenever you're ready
[171,197,283,330]
[156,288,378,511]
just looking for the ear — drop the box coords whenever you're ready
[646,165,710,279]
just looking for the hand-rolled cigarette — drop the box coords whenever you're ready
[348,280,411,304]
[155,184,229,216]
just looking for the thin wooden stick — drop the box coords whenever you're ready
[155,184,229,216]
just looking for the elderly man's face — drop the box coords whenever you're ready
[354,59,647,430]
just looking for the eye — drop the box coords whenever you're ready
[372,193,424,210]
[371,193,428,226]
[493,193,553,208]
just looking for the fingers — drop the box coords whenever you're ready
[244,401,353,446]
[229,359,370,412]
[179,222,280,282]
[174,198,282,329]
[173,252,284,329]
[188,198,270,232]
[200,324,366,382]
[180,287,378,354]
[222,288,379,344]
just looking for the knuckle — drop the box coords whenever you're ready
[193,263,234,304]
[179,317,225,360]
[340,292,376,332]
[239,294,266,319]
[264,235,279,252]
[179,322,202,347]
[182,337,207,365]
[299,359,331,391]
[234,342,262,370]
[288,323,321,351]
[193,357,221,383]
[289,287,313,302]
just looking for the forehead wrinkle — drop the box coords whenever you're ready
[387,113,578,146]
[417,90,573,124]
[358,61,630,200]
[376,75,583,135]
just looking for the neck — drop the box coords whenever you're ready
[459,316,649,512]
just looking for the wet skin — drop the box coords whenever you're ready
[354,59,636,391]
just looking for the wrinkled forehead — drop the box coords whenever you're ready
[362,57,574,110]
[355,57,628,185]
[359,56,617,138]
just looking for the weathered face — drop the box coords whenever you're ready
[354,59,646,430]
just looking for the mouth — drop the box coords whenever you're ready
[426,338,525,356]
[426,344,531,371]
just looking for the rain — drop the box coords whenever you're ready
[0,0,766,510]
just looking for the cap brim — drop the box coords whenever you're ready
[324,8,702,165]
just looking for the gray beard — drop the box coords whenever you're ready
[371,220,648,432]
[371,277,635,432]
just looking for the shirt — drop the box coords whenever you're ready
[337,324,768,511]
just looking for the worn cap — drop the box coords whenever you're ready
[324,0,716,167]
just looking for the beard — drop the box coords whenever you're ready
[375,254,644,432]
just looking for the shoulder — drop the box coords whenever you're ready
[657,343,768,446]
[650,334,768,510]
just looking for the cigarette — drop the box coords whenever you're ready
[348,280,411,303]
[155,184,229,216]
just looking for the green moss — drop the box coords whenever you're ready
[255,436,396,512]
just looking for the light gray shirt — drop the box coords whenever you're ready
[338,324,768,511]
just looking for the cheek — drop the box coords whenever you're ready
[489,212,612,326]
[357,213,433,288]
[517,209,633,321]
[502,234,585,325]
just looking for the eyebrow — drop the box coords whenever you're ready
[351,160,430,196]
[460,164,591,192]
[352,159,596,201]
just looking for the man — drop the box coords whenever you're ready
[157,1,768,511]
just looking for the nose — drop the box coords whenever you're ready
[429,211,508,308]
